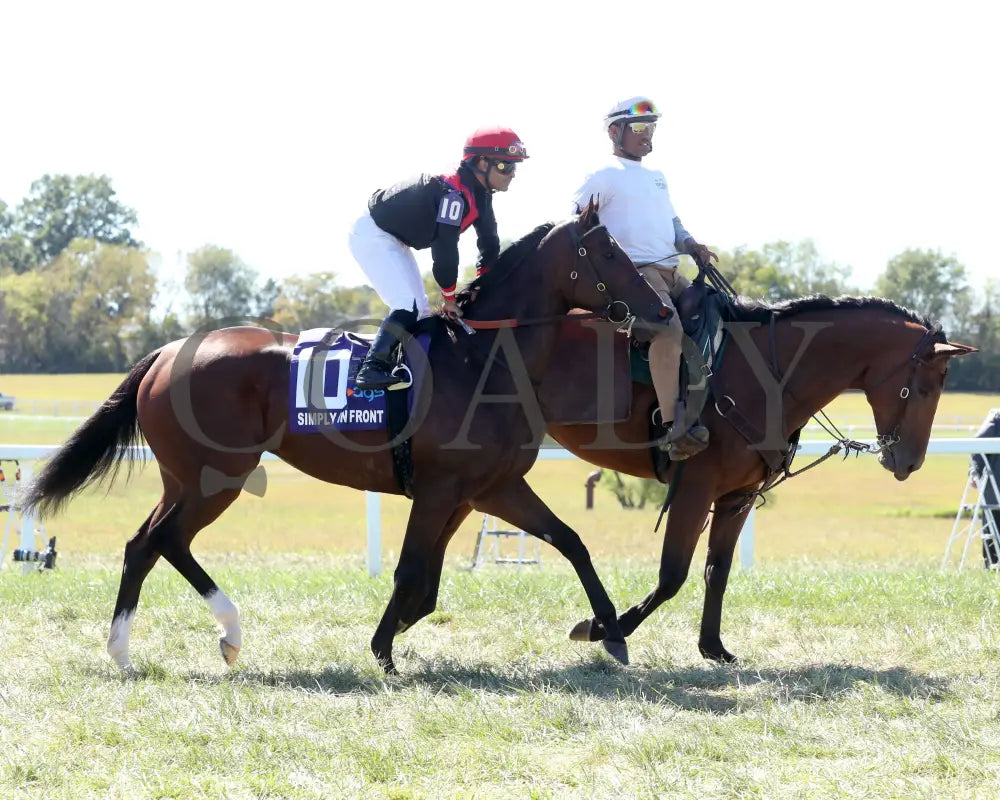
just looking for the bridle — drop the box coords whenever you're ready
[866,322,943,454]
[461,219,661,334]
[711,317,944,512]
[566,221,658,335]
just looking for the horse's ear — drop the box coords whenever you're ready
[932,341,978,358]
[579,194,600,227]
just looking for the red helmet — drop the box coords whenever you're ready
[462,127,529,161]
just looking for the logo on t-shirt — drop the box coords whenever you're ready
[654,177,667,190]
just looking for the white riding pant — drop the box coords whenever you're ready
[348,211,432,318]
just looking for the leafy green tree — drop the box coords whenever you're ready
[946,279,1000,391]
[272,272,386,331]
[0,241,157,371]
[874,249,969,329]
[51,240,158,369]
[14,174,139,265]
[0,200,34,275]
[715,239,854,302]
[0,270,52,370]
[763,240,855,297]
[716,246,796,301]
[184,245,275,328]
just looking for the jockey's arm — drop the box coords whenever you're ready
[430,225,461,305]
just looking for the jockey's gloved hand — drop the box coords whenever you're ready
[442,299,463,319]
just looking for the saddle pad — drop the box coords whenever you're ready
[289,329,387,432]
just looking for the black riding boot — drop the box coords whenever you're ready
[355,308,417,390]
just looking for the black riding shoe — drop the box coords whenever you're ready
[354,307,417,391]
[354,357,401,390]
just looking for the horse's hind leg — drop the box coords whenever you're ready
[371,493,466,674]
[412,503,473,623]
[153,487,247,666]
[698,492,752,663]
[108,501,176,668]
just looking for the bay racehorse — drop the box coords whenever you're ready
[23,201,669,674]
[546,294,976,662]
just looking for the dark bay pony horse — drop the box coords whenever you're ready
[23,202,668,674]
[547,295,976,662]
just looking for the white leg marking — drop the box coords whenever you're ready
[205,589,242,648]
[107,610,135,668]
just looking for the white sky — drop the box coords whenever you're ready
[1,0,997,306]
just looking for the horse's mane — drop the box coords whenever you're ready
[456,222,556,309]
[729,294,947,341]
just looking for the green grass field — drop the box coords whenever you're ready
[1,375,999,798]
[1,563,998,798]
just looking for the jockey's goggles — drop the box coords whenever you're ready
[627,121,657,134]
[623,99,660,117]
[608,99,661,121]
[504,142,529,158]
[490,159,518,174]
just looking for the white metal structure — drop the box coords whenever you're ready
[942,459,1000,570]
[471,514,541,569]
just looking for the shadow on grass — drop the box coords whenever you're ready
[167,656,952,713]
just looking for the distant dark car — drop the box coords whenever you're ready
[0,392,15,411]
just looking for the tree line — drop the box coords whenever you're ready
[1,174,997,389]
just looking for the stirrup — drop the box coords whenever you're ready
[388,363,413,391]
[354,358,396,389]
[659,424,710,461]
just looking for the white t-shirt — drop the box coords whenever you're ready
[571,156,685,267]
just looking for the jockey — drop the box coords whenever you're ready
[571,96,717,460]
[350,127,529,389]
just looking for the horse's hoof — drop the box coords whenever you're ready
[220,638,241,666]
[603,639,629,666]
[569,618,607,642]
[699,642,738,664]
[375,655,398,676]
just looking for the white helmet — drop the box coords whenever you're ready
[603,96,661,131]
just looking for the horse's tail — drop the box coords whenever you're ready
[22,349,163,518]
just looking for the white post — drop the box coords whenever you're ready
[20,461,35,575]
[365,491,381,577]
[738,505,755,570]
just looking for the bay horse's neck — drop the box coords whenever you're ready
[462,241,571,381]
[773,308,922,432]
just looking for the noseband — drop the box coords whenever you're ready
[868,323,942,454]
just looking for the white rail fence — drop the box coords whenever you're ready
[3,439,1000,576]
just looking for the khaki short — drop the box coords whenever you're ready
[637,264,691,310]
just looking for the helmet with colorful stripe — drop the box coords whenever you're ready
[603,96,661,131]
[462,127,529,162]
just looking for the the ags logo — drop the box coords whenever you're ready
[347,386,385,402]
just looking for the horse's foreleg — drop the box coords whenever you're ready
[108,502,175,669]
[475,478,629,666]
[371,494,462,675]
[569,490,712,647]
[698,493,752,663]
